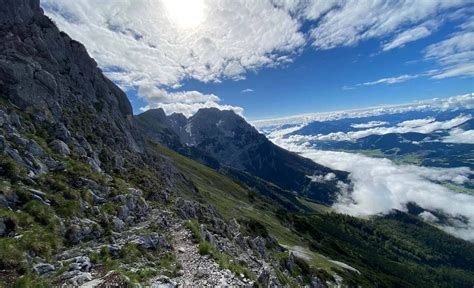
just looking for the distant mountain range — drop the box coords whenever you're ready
[282,109,474,170]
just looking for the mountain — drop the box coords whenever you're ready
[1,1,474,287]
[0,1,304,286]
[138,107,348,204]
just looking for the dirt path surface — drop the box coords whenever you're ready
[168,222,252,287]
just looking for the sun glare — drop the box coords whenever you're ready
[162,0,205,29]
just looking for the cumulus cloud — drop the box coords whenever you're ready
[41,1,473,115]
[134,85,243,116]
[41,0,304,114]
[285,114,472,142]
[138,89,243,117]
[271,135,474,240]
[241,88,254,93]
[252,93,474,129]
[307,1,468,50]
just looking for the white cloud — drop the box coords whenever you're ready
[271,137,474,241]
[383,25,433,51]
[351,121,388,129]
[241,88,254,93]
[252,93,474,130]
[362,74,420,86]
[137,87,243,117]
[285,114,472,142]
[308,1,467,50]
[41,1,473,116]
[357,69,441,87]
[41,0,304,114]
[419,211,440,223]
[442,128,474,144]
[309,172,337,183]
[425,28,474,79]
[432,63,474,79]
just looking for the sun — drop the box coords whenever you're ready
[162,0,205,29]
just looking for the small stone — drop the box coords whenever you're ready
[112,216,125,231]
[9,112,21,128]
[26,140,45,157]
[177,247,185,253]
[195,269,207,279]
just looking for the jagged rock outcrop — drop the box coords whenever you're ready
[0,0,143,174]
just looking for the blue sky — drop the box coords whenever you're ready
[167,34,473,120]
[42,0,474,120]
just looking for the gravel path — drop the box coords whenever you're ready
[170,222,252,287]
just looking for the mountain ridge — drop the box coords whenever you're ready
[138,107,349,204]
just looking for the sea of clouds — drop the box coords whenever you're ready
[262,95,474,241]
[272,136,474,241]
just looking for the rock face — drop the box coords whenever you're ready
[138,108,349,203]
[0,0,142,170]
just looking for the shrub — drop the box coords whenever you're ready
[186,219,202,241]
[241,219,268,238]
[198,241,211,255]
[23,201,55,226]
[0,156,25,182]
[20,224,61,259]
[0,238,23,269]
[247,188,257,201]
[120,243,142,263]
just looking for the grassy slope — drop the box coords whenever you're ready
[155,144,474,287]
[152,144,340,271]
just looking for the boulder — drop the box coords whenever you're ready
[53,123,71,142]
[27,140,45,157]
[67,272,92,286]
[310,276,324,288]
[257,266,278,288]
[68,256,92,272]
[65,218,104,244]
[33,263,55,275]
[249,236,267,258]
[49,139,70,156]
[131,233,170,250]
[111,216,125,231]
[114,192,149,223]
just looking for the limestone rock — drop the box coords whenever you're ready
[49,139,70,156]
